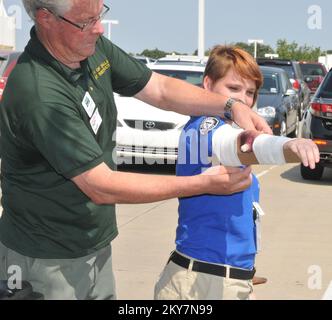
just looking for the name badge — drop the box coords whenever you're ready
[253,202,265,252]
[90,108,102,135]
[82,91,96,118]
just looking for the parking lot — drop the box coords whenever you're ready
[112,163,332,300]
[0,161,331,299]
[1,50,332,301]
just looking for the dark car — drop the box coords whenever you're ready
[300,69,332,180]
[257,58,311,119]
[257,66,300,137]
[0,51,21,101]
[299,61,327,95]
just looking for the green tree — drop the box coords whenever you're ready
[138,48,188,59]
[192,49,211,56]
[233,42,274,58]
[139,48,168,60]
[204,42,274,58]
[276,39,324,61]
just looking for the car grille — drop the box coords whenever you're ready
[123,119,176,131]
[116,145,178,156]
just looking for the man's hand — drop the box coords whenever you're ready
[284,138,320,169]
[232,102,272,134]
[202,165,252,195]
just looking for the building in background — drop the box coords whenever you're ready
[318,54,332,71]
[0,0,16,50]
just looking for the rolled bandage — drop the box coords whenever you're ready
[253,134,292,164]
[212,124,243,166]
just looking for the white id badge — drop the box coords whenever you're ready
[253,202,265,252]
[82,91,96,118]
[90,108,102,134]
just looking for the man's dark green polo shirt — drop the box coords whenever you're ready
[0,28,152,258]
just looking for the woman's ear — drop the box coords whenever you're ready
[203,76,213,91]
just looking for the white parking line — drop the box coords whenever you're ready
[256,165,278,179]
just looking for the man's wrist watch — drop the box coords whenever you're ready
[224,97,238,120]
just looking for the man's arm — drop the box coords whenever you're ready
[71,163,252,205]
[134,72,272,133]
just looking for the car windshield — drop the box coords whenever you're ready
[299,64,326,76]
[276,65,295,80]
[316,72,332,99]
[259,73,279,94]
[154,69,204,86]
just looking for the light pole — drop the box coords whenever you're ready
[102,19,119,40]
[198,0,205,59]
[248,39,264,59]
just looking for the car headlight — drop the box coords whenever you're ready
[257,106,276,118]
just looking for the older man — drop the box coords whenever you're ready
[0,0,270,299]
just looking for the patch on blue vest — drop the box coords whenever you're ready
[199,117,219,135]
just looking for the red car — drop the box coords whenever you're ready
[299,61,327,94]
[0,51,21,101]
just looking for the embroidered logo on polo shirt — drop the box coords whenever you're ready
[93,59,111,80]
[199,117,219,135]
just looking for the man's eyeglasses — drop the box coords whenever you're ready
[43,4,110,32]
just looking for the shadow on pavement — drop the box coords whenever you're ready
[281,165,332,186]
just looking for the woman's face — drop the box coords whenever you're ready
[204,67,256,108]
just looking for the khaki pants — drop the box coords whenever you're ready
[0,241,116,300]
[154,252,253,300]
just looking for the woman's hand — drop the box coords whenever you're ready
[284,138,320,169]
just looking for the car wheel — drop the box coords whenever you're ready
[300,162,324,180]
[288,115,299,138]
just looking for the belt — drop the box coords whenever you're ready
[168,251,255,281]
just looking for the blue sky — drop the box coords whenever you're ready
[4,0,332,54]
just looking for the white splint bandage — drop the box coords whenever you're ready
[252,134,292,164]
[212,124,243,166]
[212,126,293,166]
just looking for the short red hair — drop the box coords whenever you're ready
[204,45,263,105]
